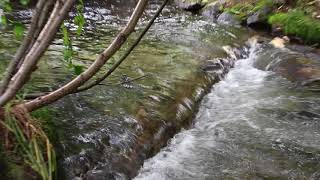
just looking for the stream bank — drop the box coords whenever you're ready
[175,0,320,44]
[135,34,320,180]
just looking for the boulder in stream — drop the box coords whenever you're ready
[201,1,222,19]
[247,6,272,27]
[174,0,206,12]
[217,12,240,26]
[254,37,320,88]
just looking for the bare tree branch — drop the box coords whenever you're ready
[0,0,47,95]
[20,0,149,112]
[17,0,55,72]
[76,0,169,93]
[29,0,55,53]
[0,0,76,107]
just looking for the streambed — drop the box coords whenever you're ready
[1,1,320,180]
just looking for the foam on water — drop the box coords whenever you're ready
[135,40,320,180]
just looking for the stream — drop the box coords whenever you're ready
[135,40,320,180]
[1,1,320,180]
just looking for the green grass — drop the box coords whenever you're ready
[2,114,57,180]
[0,105,58,180]
[268,10,320,43]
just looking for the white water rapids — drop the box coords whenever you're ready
[135,41,320,180]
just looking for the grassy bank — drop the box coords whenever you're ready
[223,0,320,43]
[0,107,59,180]
[181,0,320,44]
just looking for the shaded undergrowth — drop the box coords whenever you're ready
[0,107,58,180]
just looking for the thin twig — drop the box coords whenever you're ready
[0,0,47,95]
[97,74,151,87]
[76,0,169,93]
[22,0,148,112]
[0,0,76,107]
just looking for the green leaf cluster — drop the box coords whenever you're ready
[74,0,85,36]
[0,0,27,39]
[225,0,273,21]
[13,22,25,39]
[61,23,84,75]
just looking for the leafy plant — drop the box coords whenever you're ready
[60,0,86,75]
[13,22,25,39]
[61,23,85,75]
[74,0,85,36]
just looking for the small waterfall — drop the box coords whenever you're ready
[135,39,320,180]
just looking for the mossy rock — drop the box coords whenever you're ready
[247,6,272,26]
[217,12,241,25]
[223,0,274,21]
[174,0,206,12]
[201,1,223,18]
[268,10,320,43]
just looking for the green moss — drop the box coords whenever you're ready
[225,3,255,20]
[252,0,273,11]
[268,10,320,43]
[224,0,274,21]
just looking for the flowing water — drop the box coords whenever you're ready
[1,1,320,180]
[135,41,320,180]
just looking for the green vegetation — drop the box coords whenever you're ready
[268,10,320,43]
[218,0,320,43]
[252,0,273,11]
[2,113,57,180]
[31,108,58,144]
[225,3,255,20]
[0,150,25,180]
[0,106,58,180]
[224,0,273,20]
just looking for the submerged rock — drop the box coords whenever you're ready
[174,0,206,12]
[254,37,320,87]
[217,12,240,26]
[269,36,289,49]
